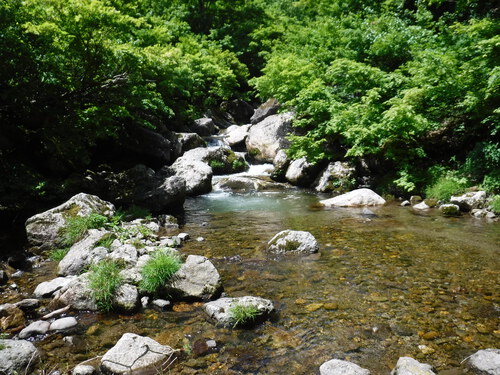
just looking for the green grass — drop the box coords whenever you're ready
[94,233,116,249]
[489,195,500,214]
[49,248,70,261]
[425,175,468,202]
[229,303,260,328]
[61,213,108,246]
[87,259,123,312]
[139,249,182,294]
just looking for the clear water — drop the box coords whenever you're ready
[12,190,500,374]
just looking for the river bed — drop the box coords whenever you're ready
[4,187,500,374]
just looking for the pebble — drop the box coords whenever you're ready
[305,303,323,312]
[422,331,439,340]
[196,237,205,242]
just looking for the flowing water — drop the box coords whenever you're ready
[7,175,500,374]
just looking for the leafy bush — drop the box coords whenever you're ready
[425,174,468,202]
[139,249,182,294]
[489,195,500,214]
[87,259,123,312]
[229,303,260,328]
[61,213,108,246]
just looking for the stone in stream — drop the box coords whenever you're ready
[223,124,251,150]
[49,316,78,332]
[464,349,500,375]
[450,191,487,212]
[73,364,96,375]
[320,188,386,207]
[0,339,39,374]
[191,117,216,136]
[319,359,371,375]
[25,193,115,251]
[314,161,356,193]
[439,203,461,216]
[18,320,51,339]
[169,255,222,300]
[267,230,319,254]
[51,274,99,311]
[0,303,25,330]
[285,157,322,187]
[203,296,274,328]
[34,276,77,298]
[173,132,206,158]
[100,333,176,375]
[391,357,436,375]
[112,284,139,312]
[171,158,213,196]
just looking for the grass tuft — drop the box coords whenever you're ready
[425,175,468,202]
[139,249,182,294]
[489,195,500,214]
[61,213,108,246]
[229,303,260,328]
[49,248,70,261]
[87,259,123,312]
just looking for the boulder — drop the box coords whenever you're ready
[410,196,422,206]
[34,276,77,298]
[251,98,280,124]
[439,204,461,216]
[169,255,222,300]
[271,149,290,182]
[391,357,435,375]
[413,201,430,210]
[472,208,496,219]
[314,162,356,193]
[176,146,248,175]
[215,176,289,192]
[18,320,51,339]
[171,159,212,196]
[51,274,98,311]
[14,299,40,311]
[203,296,274,328]
[120,125,172,167]
[49,316,78,331]
[246,113,293,162]
[109,244,138,266]
[100,333,176,375]
[450,191,487,212]
[285,157,321,187]
[174,132,206,158]
[464,349,500,375]
[320,188,386,207]
[58,229,110,276]
[267,230,319,254]
[0,303,25,330]
[191,117,216,136]
[223,124,251,150]
[25,193,115,251]
[112,284,139,312]
[220,99,254,124]
[0,339,39,374]
[319,359,371,375]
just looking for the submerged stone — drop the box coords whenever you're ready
[267,230,319,254]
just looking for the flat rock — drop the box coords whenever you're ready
[18,320,51,339]
[320,188,386,207]
[34,276,76,298]
[0,339,39,374]
[391,357,435,375]
[203,296,274,327]
[100,333,175,375]
[49,316,78,331]
[319,359,371,375]
[267,230,319,254]
[465,349,500,375]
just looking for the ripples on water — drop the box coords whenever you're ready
[26,190,500,374]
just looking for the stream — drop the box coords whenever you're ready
[4,165,500,374]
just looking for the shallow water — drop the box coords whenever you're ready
[13,189,500,374]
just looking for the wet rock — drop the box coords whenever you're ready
[314,161,356,193]
[471,208,494,218]
[177,233,190,241]
[49,316,78,332]
[203,296,274,327]
[52,274,98,311]
[0,339,39,374]
[223,124,251,150]
[169,255,222,300]
[18,320,51,339]
[440,204,461,216]
[171,158,212,196]
[251,98,280,124]
[192,338,218,357]
[464,348,500,375]
[113,284,139,312]
[285,157,321,187]
[0,303,25,330]
[73,364,96,375]
[152,299,171,310]
[413,201,430,210]
[410,196,423,206]
[25,193,115,251]
[216,176,288,192]
[14,299,40,311]
[267,230,319,254]
[174,132,206,158]
[100,333,176,375]
[391,357,435,375]
[320,188,386,207]
[176,146,247,175]
[319,359,371,375]
[34,276,77,298]
[450,191,487,212]
[246,112,293,163]
[58,229,110,276]
[191,117,216,136]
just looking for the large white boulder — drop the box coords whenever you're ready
[246,113,293,162]
[267,230,319,254]
[320,188,386,207]
[464,349,500,375]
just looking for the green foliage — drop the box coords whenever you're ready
[489,195,500,214]
[139,249,182,295]
[425,174,468,201]
[61,213,108,247]
[209,160,225,172]
[87,259,123,312]
[94,233,116,249]
[229,303,260,328]
[49,248,70,261]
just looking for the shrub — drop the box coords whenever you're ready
[425,174,468,202]
[49,248,70,261]
[229,303,260,328]
[87,259,123,312]
[489,195,500,214]
[61,213,108,246]
[139,249,182,294]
